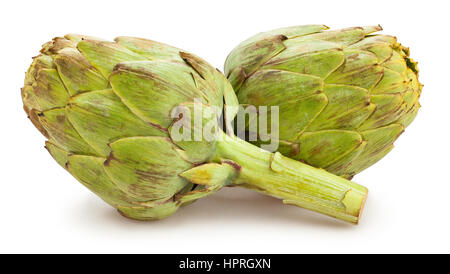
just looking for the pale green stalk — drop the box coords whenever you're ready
[214,131,367,223]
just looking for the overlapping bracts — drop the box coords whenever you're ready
[22,35,235,220]
[225,25,422,178]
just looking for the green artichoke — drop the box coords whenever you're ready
[22,34,368,223]
[225,25,422,179]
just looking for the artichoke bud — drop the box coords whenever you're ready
[23,35,234,220]
[225,25,422,179]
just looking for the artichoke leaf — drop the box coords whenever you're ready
[234,25,328,48]
[289,27,370,46]
[357,124,404,161]
[177,161,239,204]
[168,102,219,163]
[45,141,70,169]
[306,84,376,131]
[115,36,184,62]
[67,154,136,207]
[294,130,363,168]
[30,69,70,111]
[325,64,384,90]
[359,93,406,130]
[371,67,409,94]
[66,89,166,156]
[238,69,324,103]
[77,39,147,78]
[343,144,395,177]
[110,60,206,128]
[225,35,287,90]
[54,48,109,96]
[103,136,192,202]
[117,200,179,221]
[262,49,344,78]
[37,108,98,155]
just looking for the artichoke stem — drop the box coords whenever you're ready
[214,130,368,224]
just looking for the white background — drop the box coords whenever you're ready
[1,0,449,253]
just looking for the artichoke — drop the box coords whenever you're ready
[225,25,422,179]
[22,34,367,223]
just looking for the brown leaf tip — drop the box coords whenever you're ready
[221,160,242,171]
